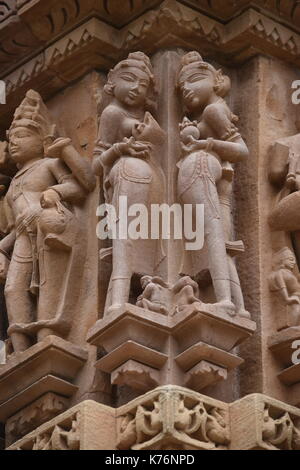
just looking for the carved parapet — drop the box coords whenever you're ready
[0,336,87,445]
[230,394,300,450]
[116,386,230,450]
[87,303,255,394]
[7,400,116,450]
[7,391,300,450]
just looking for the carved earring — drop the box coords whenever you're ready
[104,82,115,96]
[214,70,231,98]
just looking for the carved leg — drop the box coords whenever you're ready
[180,178,233,308]
[227,256,250,318]
[106,235,132,315]
[5,256,34,352]
[205,215,233,307]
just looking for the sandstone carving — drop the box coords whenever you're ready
[1,0,299,452]
[31,416,80,451]
[6,393,69,446]
[269,247,300,330]
[93,52,165,315]
[177,51,250,318]
[136,276,169,315]
[117,387,230,450]
[0,90,95,353]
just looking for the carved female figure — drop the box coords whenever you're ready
[93,52,165,315]
[177,52,249,313]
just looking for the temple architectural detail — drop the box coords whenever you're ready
[0,0,300,451]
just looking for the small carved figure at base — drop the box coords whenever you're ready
[136,276,169,315]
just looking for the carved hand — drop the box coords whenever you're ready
[182,136,210,155]
[45,138,72,159]
[287,296,300,305]
[40,189,61,208]
[120,137,151,160]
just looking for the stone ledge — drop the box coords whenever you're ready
[1,1,300,131]
[7,388,300,450]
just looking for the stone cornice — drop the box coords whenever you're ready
[1,0,300,127]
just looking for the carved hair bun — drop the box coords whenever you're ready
[180,51,204,67]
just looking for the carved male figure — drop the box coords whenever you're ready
[136,275,169,315]
[0,90,95,353]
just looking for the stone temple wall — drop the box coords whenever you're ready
[0,0,300,450]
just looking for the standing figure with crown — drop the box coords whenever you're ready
[0,90,95,353]
[177,52,250,317]
[93,52,166,315]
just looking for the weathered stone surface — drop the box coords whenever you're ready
[1,0,300,452]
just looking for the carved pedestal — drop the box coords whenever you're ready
[0,336,87,445]
[87,304,256,394]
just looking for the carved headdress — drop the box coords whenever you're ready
[104,51,155,95]
[8,90,56,141]
[177,51,231,98]
[272,247,296,269]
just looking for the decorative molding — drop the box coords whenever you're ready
[8,400,116,451]
[6,393,69,446]
[21,412,81,450]
[179,0,300,30]
[117,386,230,450]
[0,1,16,24]
[8,392,300,450]
[0,1,299,131]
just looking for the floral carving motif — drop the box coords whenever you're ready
[117,389,230,450]
[18,413,81,451]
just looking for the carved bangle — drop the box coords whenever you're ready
[0,248,11,261]
[206,138,214,151]
[113,143,123,157]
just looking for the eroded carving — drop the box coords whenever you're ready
[30,415,80,451]
[136,276,169,315]
[117,388,230,450]
[0,90,95,353]
[6,393,69,445]
[269,247,300,330]
[262,404,300,450]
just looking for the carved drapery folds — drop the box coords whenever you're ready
[87,50,255,397]
[0,89,94,442]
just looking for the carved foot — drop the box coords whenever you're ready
[106,304,123,316]
[213,300,236,316]
[8,318,70,338]
[237,309,251,319]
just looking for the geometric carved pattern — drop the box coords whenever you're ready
[1,1,300,130]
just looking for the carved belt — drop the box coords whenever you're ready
[15,209,42,295]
